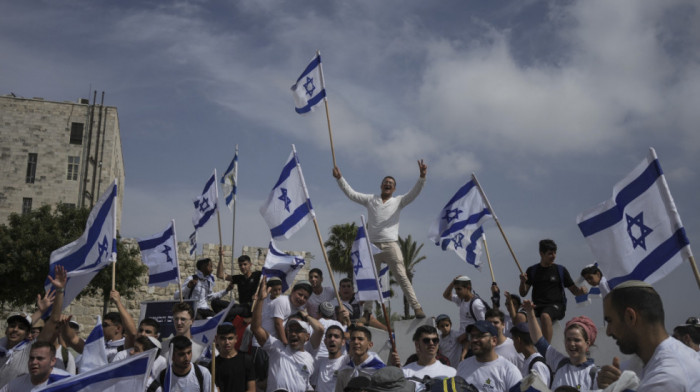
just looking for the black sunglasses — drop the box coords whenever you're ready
[421,337,439,344]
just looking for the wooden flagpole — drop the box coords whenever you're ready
[482,233,496,283]
[471,173,523,274]
[111,263,116,291]
[316,50,337,168]
[230,145,238,299]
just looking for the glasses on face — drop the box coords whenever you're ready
[173,317,191,323]
[421,337,439,345]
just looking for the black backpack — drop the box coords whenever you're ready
[148,364,205,392]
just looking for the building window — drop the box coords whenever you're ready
[22,198,32,215]
[67,156,80,181]
[70,122,84,145]
[26,153,37,183]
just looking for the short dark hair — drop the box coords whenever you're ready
[674,325,700,345]
[309,268,323,277]
[217,323,237,336]
[412,325,438,341]
[539,239,557,253]
[606,285,665,325]
[172,302,194,319]
[339,277,353,286]
[581,264,602,277]
[382,176,396,186]
[6,315,30,332]
[104,312,123,327]
[485,308,505,322]
[196,258,212,271]
[348,325,372,341]
[509,327,533,345]
[171,335,193,351]
[139,318,160,335]
[267,278,283,288]
[238,255,251,263]
[292,281,312,295]
[31,340,56,357]
[325,325,345,338]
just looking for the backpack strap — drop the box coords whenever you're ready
[528,356,553,386]
[469,294,490,321]
[193,364,205,392]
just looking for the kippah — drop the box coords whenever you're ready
[320,301,335,318]
[612,280,652,290]
[455,275,471,282]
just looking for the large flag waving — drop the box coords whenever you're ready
[137,220,180,287]
[192,170,218,230]
[190,300,235,349]
[261,240,306,292]
[291,52,326,114]
[576,148,692,288]
[221,149,238,211]
[259,147,315,240]
[78,316,108,373]
[428,177,493,269]
[45,180,117,313]
[350,223,385,302]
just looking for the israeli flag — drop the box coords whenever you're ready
[137,220,180,287]
[192,170,218,230]
[428,177,493,269]
[188,230,197,256]
[78,316,107,373]
[259,147,315,240]
[352,223,385,302]
[261,240,306,292]
[378,265,391,301]
[577,148,692,288]
[45,180,117,314]
[291,52,326,114]
[221,148,238,211]
[190,300,235,348]
[36,349,157,392]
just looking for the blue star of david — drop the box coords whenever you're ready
[97,235,109,261]
[162,244,173,263]
[278,188,292,212]
[451,233,465,249]
[626,212,653,250]
[351,250,362,275]
[442,208,463,223]
[290,257,305,270]
[303,76,315,97]
[197,197,210,212]
[201,335,208,344]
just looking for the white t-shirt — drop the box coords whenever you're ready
[0,368,71,392]
[166,364,212,392]
[0,339,32,388]
[312,353,348,392]
[456,356,522,392]
[439,329,462,369]
[451,294,486,335]
[269,295,300,339]
[306,287,336,319]
[263,335,314,392]
[637,337,700,391]
[535,337,597,390]
[105,337,125,363]
[402,360,457,380]
[520,352,551,388]
[494,338,524,370]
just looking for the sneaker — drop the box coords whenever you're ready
[414,307,426,319]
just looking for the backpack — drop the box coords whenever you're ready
[528,356,553,386]
[151,364,205,392]
[468,293,490,321]
[527,264,567,313]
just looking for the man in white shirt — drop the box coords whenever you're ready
[598,280,700,391]
[335,326,386,392]
[485,308,524,370]
[390,325,456,386]
[672,319,700,360]
[306,269,336,319]
[333,161,427,319]
[163,335,212,392]
[0,341,70,392]
[456,321,522,391]
[175,258,233,319]
[509,323,551,387]
[312,325,347,392]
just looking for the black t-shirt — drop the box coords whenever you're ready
[230,271,262,307]
[211,353,256,392]
[526,263,574,307]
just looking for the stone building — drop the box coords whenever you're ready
[0,94,125,229]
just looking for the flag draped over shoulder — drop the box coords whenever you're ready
[428,178,493,269]
[261,240,306,292]
[221,150,238,211]
[576,148,692,288]
[79,316,108,373]
[36,349,157,392]
[137,221,180,287]
[352,224,385,302]
[259,148,314,240]
[45,181,117,313]
[192,170,218,230]
[291,52,325,114]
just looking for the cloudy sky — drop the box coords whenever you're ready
[2,0,699,361]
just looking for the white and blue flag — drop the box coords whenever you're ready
[576,148,692,289]
[291,52,326,114]
[221,148,238,211]
[45,180,117,314]
[351,222,386,303]
[78,316,107,373]
[190,300,235,349]
[137,220,180,287]
[259,147,315,240]
[37,349,157,392]
[261,240,306,292]
[428,176,493,269]
[192,170,218,230]
[188,231,197,257]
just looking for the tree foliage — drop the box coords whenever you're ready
[324,222,358,278]
[0,204,145,313]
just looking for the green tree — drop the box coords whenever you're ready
[398,234,426,319]
[0,204,146,315]
[324,222,358,277]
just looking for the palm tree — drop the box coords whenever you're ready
[324,222,358,277]
[398,234,426,319]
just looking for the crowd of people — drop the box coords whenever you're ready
[1,165,699,391]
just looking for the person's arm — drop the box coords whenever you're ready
[32,289,56,325]
[523,300,544,344]
[303,311,324,350]
[568,284,587,296]
[175,275,196,300]
[274,317,287,345]
[251,278,269,347]
[398,159,427,207]
[245,379,255,392]
[519,273,530,297]
[504,291,517,320]
[389,349,401,367]
[333,167,372,205]
[110,290,137,349]
[37,266,67,344]
[60,315,84,353]
[442,279,456,301]
[491,282,501,309]
[207,282,234,301]
[216,248,225,280]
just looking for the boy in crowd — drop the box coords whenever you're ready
[160,335,212,391]
[390,325,456,384]
[224,255,262,318]
[435,314,462,368]
[211,323,255,392]
[311,325,347,392]
[509,323,551,388]
[335,326,386,392]
[442,275,489,354]
[306,268,336,320]
[485,308,524,370]
[0,341,70,391]
[176,258,233,319]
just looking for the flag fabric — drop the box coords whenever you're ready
[78,316,107,373]
[428,178,493,269]
[291,52,326,114]
[259,148,315,240]
[261,240,306,292]
[576,148,692,289]
[190,300,235,348]
[36,349,157,392]
[188,231,197,257]
[378,265,391,301]
[137,221,180,287]
[45,181,118,314]
[221,150,238,211]
[352,224,385,303]
[192,170,218,230]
